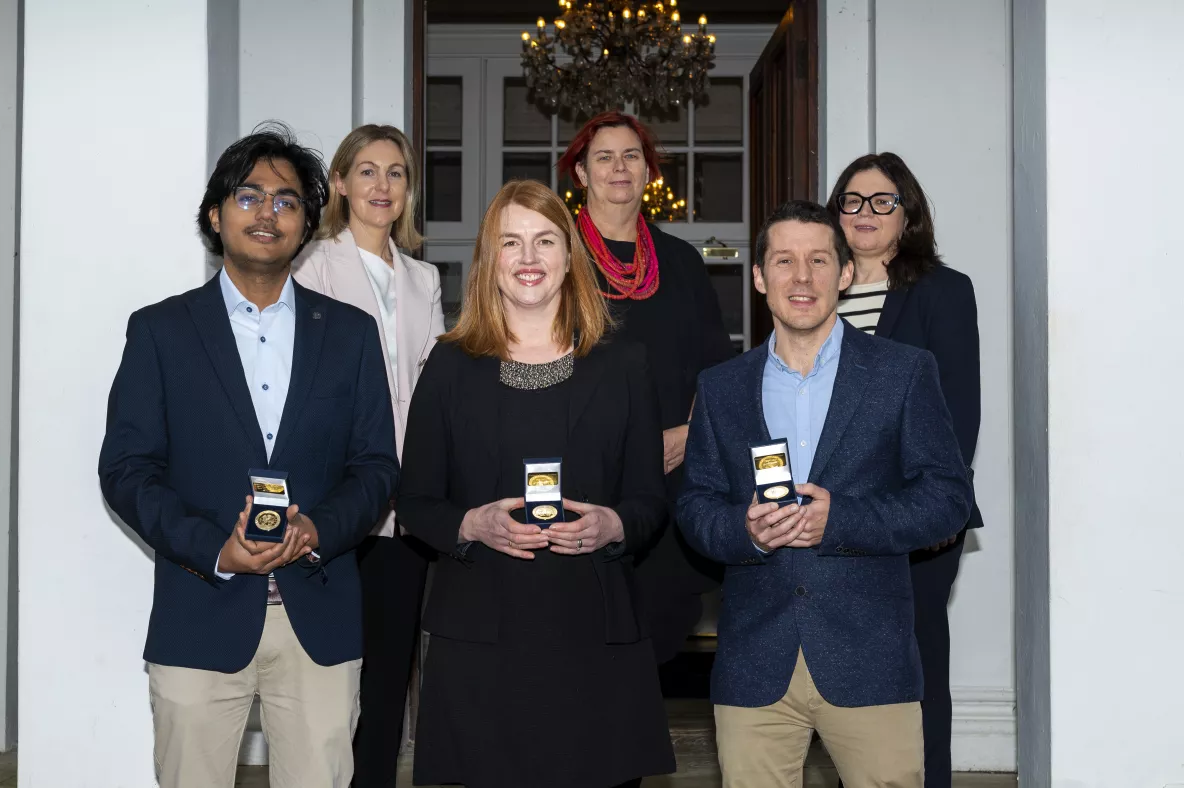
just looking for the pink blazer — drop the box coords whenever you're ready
[293,229,445,532]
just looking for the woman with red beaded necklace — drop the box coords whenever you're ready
[558,111,734,667]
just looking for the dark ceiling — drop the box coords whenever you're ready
[427,0,788,25]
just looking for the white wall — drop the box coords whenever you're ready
[0,0,19,752]
[822,0,1016,770]
[1043,1,1184,785]
[17,1,209,784]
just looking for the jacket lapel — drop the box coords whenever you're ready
[745,342,774,443]
[188,276,268,463]
[809,325,874,483]
[270,284,327,465]
[875,286,908,338]
[391,247,431,404]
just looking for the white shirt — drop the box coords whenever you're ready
[358,246,400,397]
[215,269,296,578]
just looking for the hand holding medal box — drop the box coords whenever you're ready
[246,469,290,542]
[523,458,564,527]
[750,440,794,507]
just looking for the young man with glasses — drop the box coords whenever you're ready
[99,124,398,788]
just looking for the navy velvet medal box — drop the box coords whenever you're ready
[247,469,289,542]
[750,440,794,507]
[523,458,564,527]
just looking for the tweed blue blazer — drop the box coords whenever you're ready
[677,320,972,708]
[99,275,399,672]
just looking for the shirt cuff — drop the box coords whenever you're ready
[752,540,772,556]
[215,549,235,580]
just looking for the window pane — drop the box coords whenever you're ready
[706,263,744,336]
[558,171,583,218]
[504,78,552,146]
[425,152,462,222]
[695,77,744,146]
[694,153,743,223]
[503,153,552,187]
[645,153,688,224]
[427,77,463,147]
[639,104,687,146]
[431,262,465,329]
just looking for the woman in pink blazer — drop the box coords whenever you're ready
[293,124,443,788]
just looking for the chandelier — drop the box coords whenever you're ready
[521,0,716,116]
[564,176,687,221]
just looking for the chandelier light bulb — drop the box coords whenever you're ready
[670,0,677,7]
[537,16,545,28]
[682,34,690,44]
[708,34,715,43]
[522,31,530,40]
[699,14,707,30]
[638,8,646,19]
[672,11,680,23]
[623,8,631,20]
[556,19,566,28]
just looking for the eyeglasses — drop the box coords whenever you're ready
[232,186,305,216]
[836,192,901,215]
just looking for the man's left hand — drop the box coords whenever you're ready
[285,504,320,557]
[785,483,830,548]
[662,424,689,474]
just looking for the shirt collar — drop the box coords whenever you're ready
[767,316,845,378]
[218,267,295,315]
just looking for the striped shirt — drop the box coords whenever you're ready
[837,279,889,334]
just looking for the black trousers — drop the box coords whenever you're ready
[909,535,965,788]
[351,534,430,788]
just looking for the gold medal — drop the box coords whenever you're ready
[252,482,286,494]
[527,473,558,487]
[764,485,790,500]
[756,454,787,470]
[532,504,558,521]
[254,509,281,531]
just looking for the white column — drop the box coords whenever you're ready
[1041,0,1184,783]
[17,1,209,784]
[820,0,873,195]
[239,0,356,156]
[0,0,19,751]
[357,0,408,129]
[824,0,1017,770]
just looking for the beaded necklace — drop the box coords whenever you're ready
[577,209,660,301]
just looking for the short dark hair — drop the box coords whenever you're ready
[197,122,329,257]
[754,200,853,270]
[825,152,941,288]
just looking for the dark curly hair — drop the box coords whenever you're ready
[825,152,942,289]
[197,121,329,257]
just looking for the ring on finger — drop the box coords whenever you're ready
[577,538,583,551]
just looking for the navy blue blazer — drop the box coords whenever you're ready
[877,264,983,530]
[98,274,399,672]
[677,322,972,708]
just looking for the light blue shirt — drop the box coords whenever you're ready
[215,268,296,578]
[761,317,845,502]
[219,268,296,460]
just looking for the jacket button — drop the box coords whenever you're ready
[795,586,807,597]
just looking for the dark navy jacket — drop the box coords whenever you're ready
[677,321,971,708]
[99,275,398,672]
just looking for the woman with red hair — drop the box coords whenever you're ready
[558,112,733,665]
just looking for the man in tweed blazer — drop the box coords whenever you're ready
[678,200,972,788]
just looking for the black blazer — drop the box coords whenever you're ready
[396,339,667,645]
[877,264,983,530]
[98,275,399,672]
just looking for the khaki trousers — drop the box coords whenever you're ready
[148,605,362,788]
[715,649,923,788]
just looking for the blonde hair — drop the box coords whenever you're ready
[441,180,612,360]
[317,124,422,250]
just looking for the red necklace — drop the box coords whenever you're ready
[577,210,660,301]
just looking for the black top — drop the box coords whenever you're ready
[601,224,734,434]
[397,339,668,645]
[599,224,733,603]
[876,263,983,530]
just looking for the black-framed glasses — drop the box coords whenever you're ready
[232,186,305,216]
[837,192,901,215]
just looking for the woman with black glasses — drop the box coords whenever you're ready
[827,152,982,788]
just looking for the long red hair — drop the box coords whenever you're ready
[556,111,662,186]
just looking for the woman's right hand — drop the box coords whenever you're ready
[458,497,547,560]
